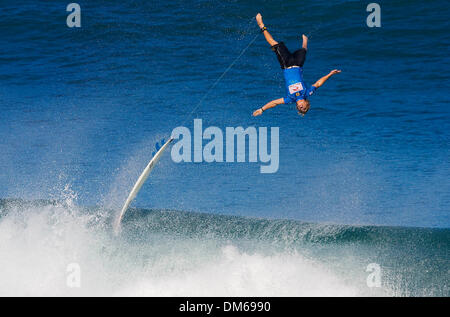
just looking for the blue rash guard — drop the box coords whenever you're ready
[282,67,317,104]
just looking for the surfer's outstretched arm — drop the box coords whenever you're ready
[312,69,342,88]
[256,13,278,46]
[253,98,285,116]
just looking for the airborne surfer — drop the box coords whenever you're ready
[252,13,341,117]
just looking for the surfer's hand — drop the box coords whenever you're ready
[253,108,263,116]
[329,69,341,76]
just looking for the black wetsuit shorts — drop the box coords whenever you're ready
[272,42,306,69]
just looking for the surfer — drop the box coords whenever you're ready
[252,13,341,117]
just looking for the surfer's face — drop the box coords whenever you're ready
[296,99,310,116]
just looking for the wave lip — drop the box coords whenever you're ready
[0,199,448,296]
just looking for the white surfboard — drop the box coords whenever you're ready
[114,137,174,234]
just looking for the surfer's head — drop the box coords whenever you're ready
[296,99,310,116]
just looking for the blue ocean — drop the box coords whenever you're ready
[0,0,448,296]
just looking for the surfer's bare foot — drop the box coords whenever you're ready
[302,34,308,50]
[256,13,264,28]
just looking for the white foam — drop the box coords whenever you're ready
[116,245,360,297]
[0,201,367,296]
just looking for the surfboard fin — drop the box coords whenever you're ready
[153,139,166,156]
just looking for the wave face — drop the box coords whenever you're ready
[0,199,448,296]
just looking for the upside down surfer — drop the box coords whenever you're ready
[253,13,341,117]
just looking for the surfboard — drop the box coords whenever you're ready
[114,137,174,234]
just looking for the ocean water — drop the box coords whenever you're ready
[0,198,448,296]
[0,0,449,296]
